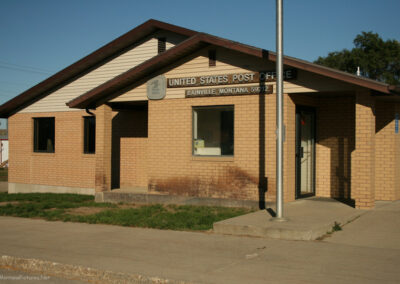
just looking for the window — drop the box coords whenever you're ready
[83,116,95,154]
[158,37,166,54]
[33,117,55,153]
[193,106,234,156]
[208,49,216,67]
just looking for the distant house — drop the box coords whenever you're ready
[0,19,399,209]
[0,129,8,166]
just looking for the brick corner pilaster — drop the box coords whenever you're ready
[95,104,112,192]
[351,90,375,209]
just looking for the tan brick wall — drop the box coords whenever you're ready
[111,109,148,188]
[147,95,265,201]
[8,111,95,189]
[375,102,399,200]
[316,96,355,199]
[95,105,112,192]
[284,94,296,202]
[9,92,398,205]
[395,103,400,200]
[261,93,298,203]
[375,102,395,200]
[264,94,276,201]
[351,91,375,209]
[119,138,148,187]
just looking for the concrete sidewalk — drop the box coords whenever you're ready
[326,200,400,249]
[0,199,400,284]
[214,197,366,240]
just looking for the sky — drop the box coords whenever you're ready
[0,0,399,111]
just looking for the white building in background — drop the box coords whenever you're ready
[0,140,8,165]
[0,120,8,166]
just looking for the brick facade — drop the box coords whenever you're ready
[316,96,355,199]
[9,92,400,208]
[9,90,400,208]
[395,103,400,201]
[147,95,262,200]
[375,101,400,201]
[8,111,95,190]
[283,94,296,202]
[95,105,112,192]
[5,21,399,207]
[112,109,148,189]
[351,91,376,209]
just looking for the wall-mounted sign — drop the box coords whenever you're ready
[168,69,296,88]
[147,75,166,100]
[185,85,273,98]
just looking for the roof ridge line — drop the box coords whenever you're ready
[0,19,198,117]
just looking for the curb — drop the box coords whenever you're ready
[0,255,193,284]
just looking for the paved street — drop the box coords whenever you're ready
[0,201,399,283]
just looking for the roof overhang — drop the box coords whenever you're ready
[0,19,197,118]
[388,85,400,95]
[1,19,398,116]
[268,53,394,95]
[67,33,397,109]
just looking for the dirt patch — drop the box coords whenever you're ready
[0,201,20,206]
[116,203,146,209]
[65,207,109,216]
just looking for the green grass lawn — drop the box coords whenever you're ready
[0,193,253,231]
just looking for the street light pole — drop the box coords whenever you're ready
[276,0,284,219]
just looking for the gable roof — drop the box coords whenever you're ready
[67,32,398,109]
[1,20,399,116]
[0,19,197,117]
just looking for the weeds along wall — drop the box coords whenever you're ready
[146,95,264,201]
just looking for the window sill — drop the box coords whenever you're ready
[192,156,234,162]
[82,153,96,158]
[32,152,55,156]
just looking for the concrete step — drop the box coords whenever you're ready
[112,187,148,194]
[213,197,367,240]
[95,191,270,209]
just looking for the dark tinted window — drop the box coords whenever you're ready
[208,50,216,67]
[84,116,95,154]
[33,117,55,153]
[158,37,166,54]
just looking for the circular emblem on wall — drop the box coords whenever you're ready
[147,75,166,100]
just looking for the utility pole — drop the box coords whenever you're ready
[275,0,284,220]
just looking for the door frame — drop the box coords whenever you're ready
[295,105,316,199]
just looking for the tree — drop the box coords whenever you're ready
[314,32,400,85]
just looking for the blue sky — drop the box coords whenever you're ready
[0,0,399,107]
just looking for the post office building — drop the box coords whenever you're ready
[1,20,400,209]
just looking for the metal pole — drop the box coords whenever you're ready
[276,0,284,219]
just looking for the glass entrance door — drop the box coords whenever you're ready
[296,107,316,198]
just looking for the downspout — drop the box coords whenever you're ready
[85,108,95,116]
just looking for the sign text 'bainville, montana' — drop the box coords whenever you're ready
[166,69,296,98]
